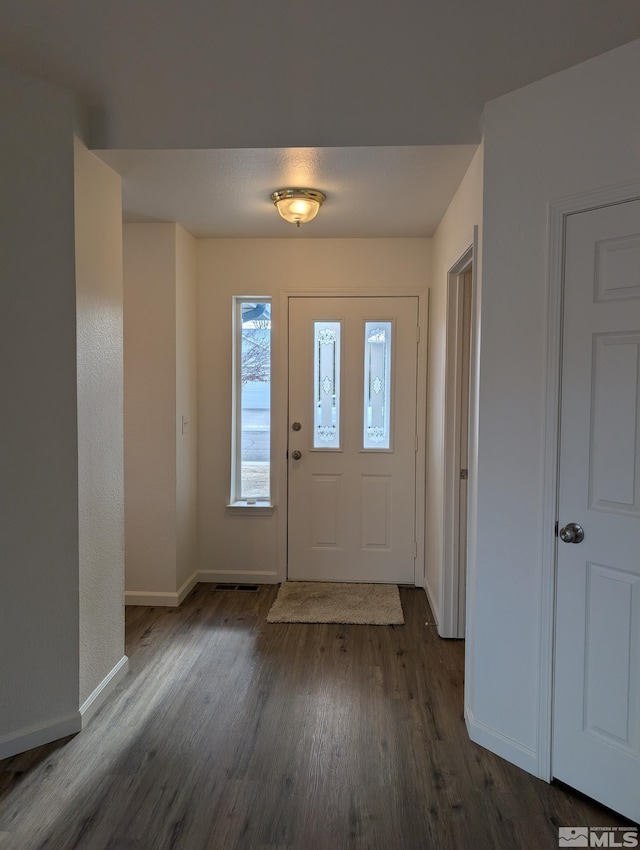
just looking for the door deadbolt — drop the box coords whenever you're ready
[291,450,302,460]
[559,523,584,544]
[292,422,302,431]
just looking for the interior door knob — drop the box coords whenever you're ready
[291,450,302,460]
[559,522,584,544]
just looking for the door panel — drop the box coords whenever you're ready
[553,198,640,822]
[590,333,640,514]
[310,475,342,547]
[361,475,391,549]
[583,562,639,753]
[288,296,418,583]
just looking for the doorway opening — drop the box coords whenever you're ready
[442,248,474,638]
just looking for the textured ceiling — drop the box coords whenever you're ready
[97,145,478,238]
[3,1,639,236]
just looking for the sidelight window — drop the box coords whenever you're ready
[231,298,271,503]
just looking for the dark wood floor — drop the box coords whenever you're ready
[0,585,629,849]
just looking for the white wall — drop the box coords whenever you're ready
[426,146,483,626]
[74,138,127,708]
[0,70,80,755]
[197,238,430,582]
[175,226,199,591]
[467,38,640,776]
[124,223,198,603]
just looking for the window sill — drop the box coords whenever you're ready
[226,502,275,516]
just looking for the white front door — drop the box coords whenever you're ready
[553,198,640,822]
[287,296,419,583]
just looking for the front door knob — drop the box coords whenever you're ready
[559,522,584,544]
[291,450,302,460]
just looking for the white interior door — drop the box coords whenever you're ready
[287,296,418,583]
[553,198,640,822]
[456,269,473,636]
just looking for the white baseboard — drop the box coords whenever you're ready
[197,569,279,585]
[465,705,538,777]
[80,655,129,727]
[423,582,439,627]
[177,571,200,604]
[125,589,182,606]
[125,570,199,606]
[125,570,278,607]
[0,712,81,760]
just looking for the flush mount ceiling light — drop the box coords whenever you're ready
[270,188,326,227]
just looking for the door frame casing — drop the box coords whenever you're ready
[539,178,640,781]
[276,288,429,587]
[441,246,474,638]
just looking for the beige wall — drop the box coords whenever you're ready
[124,223,198,603]
[197,238,430,583]
[426,146,484,628]
[74,138,127,706]
[124,224,177,595]
[175,226,199,590]
[0,70,81,755]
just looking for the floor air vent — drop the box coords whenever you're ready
[214,583,259,592]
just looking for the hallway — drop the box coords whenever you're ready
[0,587,627,849]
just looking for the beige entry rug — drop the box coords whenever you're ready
[266,581,404,625]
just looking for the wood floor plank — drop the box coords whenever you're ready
[0,585,633,849]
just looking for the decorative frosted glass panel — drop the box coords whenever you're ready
[314,322,341,449]
[363,322,392,449]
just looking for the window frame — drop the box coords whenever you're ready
[229,296,273,510]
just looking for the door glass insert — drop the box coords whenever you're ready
[314,321,341,448]
[363,322,392,449]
